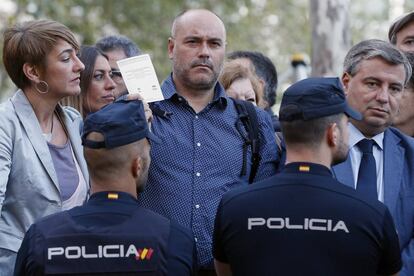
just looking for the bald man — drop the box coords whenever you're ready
[138,9,279,274]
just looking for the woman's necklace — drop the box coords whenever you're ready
[42,114,54,142]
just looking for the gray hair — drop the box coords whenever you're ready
[388,11,414,44]
[96,35,141,58]
[343,39,412,85]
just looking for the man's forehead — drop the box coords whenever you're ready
[105,48,127,61]
[180,30,225,41]
[104,49,127,70]
[397,19,414,36]
[173,10,225,39]
[356,58,405,83]
[358,57,404,70]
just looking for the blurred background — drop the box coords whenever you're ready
[0,0,413,110]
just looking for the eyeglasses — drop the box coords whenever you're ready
[112,70,122,78]
[112,70,122,82]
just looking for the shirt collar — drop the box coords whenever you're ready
[161,73,228,109]
[88,191,138,204]
[282,162,333,177]
[348,123,384,150]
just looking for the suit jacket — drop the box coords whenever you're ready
[332,127,414,276]
[0,90,89,254]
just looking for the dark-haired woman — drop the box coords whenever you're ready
[61,45,116,118]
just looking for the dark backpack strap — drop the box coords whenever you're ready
[149,102,172,118]
[234,99,261,184]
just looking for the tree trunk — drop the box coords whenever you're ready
[310,0,350,77]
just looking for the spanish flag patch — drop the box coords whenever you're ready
[299,165,310,172]
[108,193,119,200]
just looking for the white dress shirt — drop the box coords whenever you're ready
[348,123,384,202]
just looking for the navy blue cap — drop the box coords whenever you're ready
[279,77,362,121]
[82,100,160,149]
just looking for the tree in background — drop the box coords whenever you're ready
[310,0,350,77]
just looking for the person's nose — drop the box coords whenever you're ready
[105,74,116,91]
[74,55,85,72]
[198,41,211,58]
[376,85,389,103]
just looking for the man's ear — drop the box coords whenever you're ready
[327,123,338,147]
[131,156,142,178]
[341,72,350,95]
[22,63,41,83]
[168,37,175,60]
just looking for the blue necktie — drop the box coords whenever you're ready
[356,139,378,200]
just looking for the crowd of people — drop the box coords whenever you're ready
[0,7,413,276]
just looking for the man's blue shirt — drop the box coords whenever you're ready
[138,75,279,268]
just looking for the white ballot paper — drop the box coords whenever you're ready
[117,54,164,102]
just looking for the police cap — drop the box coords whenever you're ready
[279,77,362,122]
[82,100,160,149]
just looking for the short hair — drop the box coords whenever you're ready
[343,39,412,85]
[84,132,143,182]
[171,10,188,37]
[388,11,414,44]
[228,51,278,107]
[96,35,141,58]
[404,51,414,89]
[280,113,344,148]
[219,61,268,108]
[60,45,107,117]
[171,9,224,38]
[3,19,79,89]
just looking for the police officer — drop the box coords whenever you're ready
[213,77,402,276]
[14,100,196,275]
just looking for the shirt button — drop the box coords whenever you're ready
[195,237,198,242]
[195,115,199,119]
[195,204,200,209]
[196,172,201,177]
[196,142,201,147]
[178,97,183,102]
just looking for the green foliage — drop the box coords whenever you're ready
[0,0,412,98]
[1,0,312,97]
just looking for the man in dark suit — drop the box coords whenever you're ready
[332,39,414,276]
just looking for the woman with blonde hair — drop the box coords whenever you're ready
[0,19,89,273]
[220,60,268,109]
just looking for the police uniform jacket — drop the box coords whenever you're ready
[213,162,402,276]
[14,191,196,275]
